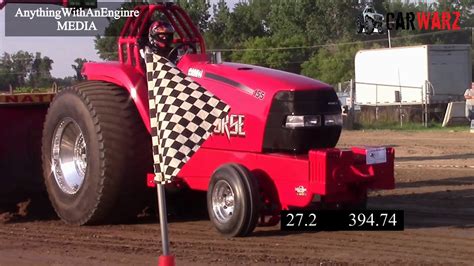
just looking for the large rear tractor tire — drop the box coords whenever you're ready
[42,81,152,225]
[207,164,260,237]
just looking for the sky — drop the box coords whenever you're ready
[0,0,240,78]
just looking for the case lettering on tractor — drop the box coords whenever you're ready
[213,114,246,140]
[187,68,204,78]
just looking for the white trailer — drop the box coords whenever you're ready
[355,45,472,106]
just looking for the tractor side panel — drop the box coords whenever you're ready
[178,147,395,209]
[178,148,311,208]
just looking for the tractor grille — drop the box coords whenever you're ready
[262,89,342,154]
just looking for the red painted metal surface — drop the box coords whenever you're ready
[158,255,175,266]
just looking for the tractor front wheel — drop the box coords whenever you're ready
[42,81,151,225]
[207,164,260,237]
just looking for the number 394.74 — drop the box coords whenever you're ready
[281,210,404,231]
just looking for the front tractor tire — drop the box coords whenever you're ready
[207,164,260,237]
[42,81,151,225]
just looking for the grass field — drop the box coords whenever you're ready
[354,121,470,132]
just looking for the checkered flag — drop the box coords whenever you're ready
[145,53,230,184]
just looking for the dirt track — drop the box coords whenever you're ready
[1,130,474,265]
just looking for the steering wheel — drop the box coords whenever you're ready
[168,43,197,63]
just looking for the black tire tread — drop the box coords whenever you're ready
[230,164,260,237]
[42,80,152,225]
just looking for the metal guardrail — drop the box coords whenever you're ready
[354,82,424,105]
[337,79,467,127]
[354,81,431,126]
[354,81,422,89]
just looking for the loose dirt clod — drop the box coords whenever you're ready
[16,199,31,217]
[0,212,14,223]
[0,199,31,223]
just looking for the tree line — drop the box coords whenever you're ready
[0,51,53,90]
[0,52,88,91]
[2,0,472,92]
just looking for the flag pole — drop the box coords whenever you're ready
[146,53,229,266]
[156,184,175,266]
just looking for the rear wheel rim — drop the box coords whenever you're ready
[212,180,235,223]
[51,118,87,195]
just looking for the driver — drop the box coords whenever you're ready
[140,20,176,63]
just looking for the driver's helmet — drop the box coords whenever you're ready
[148,21,175,52]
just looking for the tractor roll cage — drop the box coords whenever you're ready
[118,3,206,74]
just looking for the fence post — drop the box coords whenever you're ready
[399,87,403,127]
[422,81,429,127]
[425,82,429,127]
[375,84,378,122]
[421,84,425,127]
[349,79,355,129]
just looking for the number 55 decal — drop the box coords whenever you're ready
[253,89,265,100]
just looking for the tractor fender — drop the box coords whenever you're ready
[82,62,151,131]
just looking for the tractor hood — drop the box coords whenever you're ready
[180,59,332,95]
[208,62,331,92]
[176,55,340,154]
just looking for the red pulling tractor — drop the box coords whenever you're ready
[1,2,394,237]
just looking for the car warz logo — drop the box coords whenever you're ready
[357,5,461,35]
